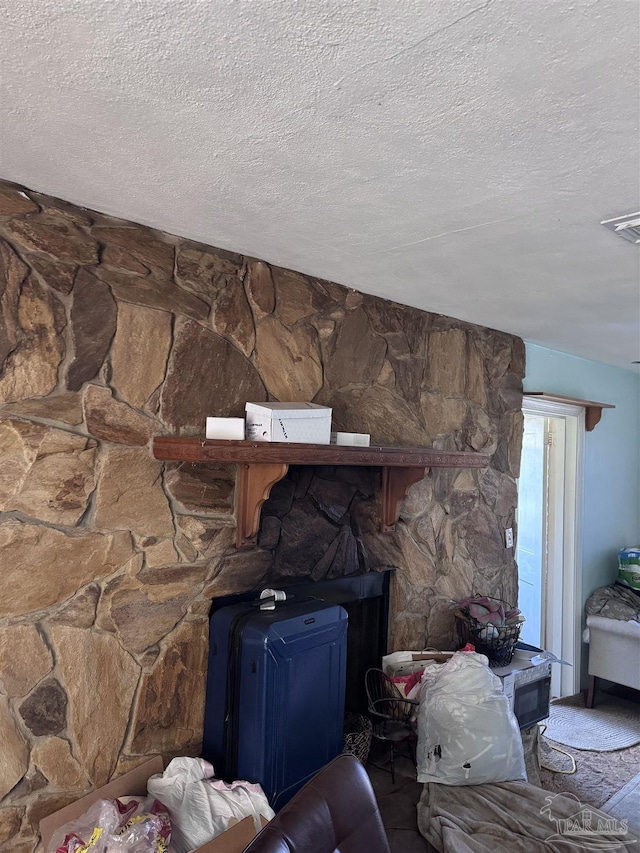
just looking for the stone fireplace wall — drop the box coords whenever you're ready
[0,179,523,850]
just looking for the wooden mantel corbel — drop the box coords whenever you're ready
[235,462,289,548]
[524,393,615,431]
[380,466,429,532]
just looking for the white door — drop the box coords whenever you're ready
[516,400,584,697]
[517,415,546,649]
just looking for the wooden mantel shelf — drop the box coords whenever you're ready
[524,393,615,431]
[153,437,490,548]
[152,437,490,469]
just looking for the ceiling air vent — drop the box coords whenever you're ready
[601,212,640,244]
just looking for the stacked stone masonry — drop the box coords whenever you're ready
[0,180,524,850]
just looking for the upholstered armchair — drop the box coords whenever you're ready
[586,614,640,707]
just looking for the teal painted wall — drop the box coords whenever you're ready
[523,344,640,684]
[524,344,640,598]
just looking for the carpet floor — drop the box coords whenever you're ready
[539,687,640,808]
[539,737,640,809]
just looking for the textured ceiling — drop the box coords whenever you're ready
[1,0,638,369]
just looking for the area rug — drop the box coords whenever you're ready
[543,693,640,750]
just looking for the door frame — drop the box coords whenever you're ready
[520,397,585,696]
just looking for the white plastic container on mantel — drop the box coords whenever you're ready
[330,431,370,447]
[206,417,246,440]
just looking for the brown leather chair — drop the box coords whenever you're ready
[243,754,391,853]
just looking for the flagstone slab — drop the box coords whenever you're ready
[93,447,174,537]
[0,624,52,698]
[0,698,29,799]
[51,626,140,786]
[0,520,134,618]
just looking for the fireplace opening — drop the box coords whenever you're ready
[207,570,391,716]
[203,571,390,804]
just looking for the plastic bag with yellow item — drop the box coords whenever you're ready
[49,795,171,853]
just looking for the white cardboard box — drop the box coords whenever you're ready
[382,650,455,676]
[245,402,332,444]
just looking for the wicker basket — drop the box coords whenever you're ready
[454,605,522,667]
[342,712,373,765]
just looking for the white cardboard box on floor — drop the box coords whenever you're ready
[245,402,332,444]
[39,756,268,853]
[382,650,455,676]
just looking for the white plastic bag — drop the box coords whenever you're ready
[416,651,526,786]
[147,757,274,853]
